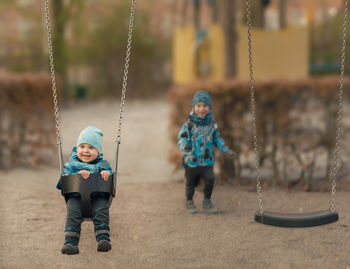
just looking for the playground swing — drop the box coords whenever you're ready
[245,0,348,227]
[44,0,136,218]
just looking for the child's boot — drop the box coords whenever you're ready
[61,236,79,255]
[202,199,218,214]
[96,232,112,252]
[186,200,198,214]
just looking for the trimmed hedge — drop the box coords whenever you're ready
[168,77,350,190]
[0,73,62,169]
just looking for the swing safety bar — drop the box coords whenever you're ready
[61,174,115,218]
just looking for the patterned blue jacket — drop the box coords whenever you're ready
[178,118,229,168]
[56,147,112,190]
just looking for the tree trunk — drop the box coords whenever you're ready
[180,0,189,27]
[221,0,237,78]
[243,0,264,28]
[279,0,287,29]
[52,0,67,80]
[211,0,219,23]
[194,0,201,77]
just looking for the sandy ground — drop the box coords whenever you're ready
[0,99,349,269]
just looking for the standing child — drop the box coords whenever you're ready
[178,91,235,214]
[56,126,113,255]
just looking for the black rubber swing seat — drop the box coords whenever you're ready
[254,210,338,227]
[60,174,116,218]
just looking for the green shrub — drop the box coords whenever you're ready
[0,73,62,169]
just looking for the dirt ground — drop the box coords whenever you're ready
[1,99,349,269]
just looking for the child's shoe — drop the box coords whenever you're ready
[97,240,112,252]
[96,233,111,252]
[61,237,79,255]
[186,200,198,214]
[202,199,218,214]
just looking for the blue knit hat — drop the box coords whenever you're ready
[192,90,211,108]
[77,126,103,153]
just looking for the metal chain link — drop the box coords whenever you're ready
[116,0,136,143]
[246,0,263,214]
[330,0,348,212]
[44,0,62,145]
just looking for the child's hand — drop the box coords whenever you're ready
[184,155,193,164]
[100,170,110,181]
[226,149,236,158]
[79,170,90,179]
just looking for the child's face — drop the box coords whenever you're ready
[194,102,209,118]
[77,143,99,163]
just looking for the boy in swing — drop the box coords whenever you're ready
[56,126,113,255]
[178,91,235,214]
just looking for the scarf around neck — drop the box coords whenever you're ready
[189,110,213,126]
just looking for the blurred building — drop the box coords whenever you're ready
[172,0,346,84]
[264,0,344,30]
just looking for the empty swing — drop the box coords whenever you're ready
[44,0,136,218]
[245,0,348,227]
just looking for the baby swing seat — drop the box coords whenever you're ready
[61,174,116,218]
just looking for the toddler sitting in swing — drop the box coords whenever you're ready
[56,126,113,255]
[178,91,235,214]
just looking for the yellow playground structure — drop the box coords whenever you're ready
[173,24,309,84]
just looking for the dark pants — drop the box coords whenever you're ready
[185,166,215,200]
[64,193,110,243]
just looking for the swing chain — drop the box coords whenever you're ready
[116,0,136,144]
[246,0,348,214]
[330,0,348,213]
[44,0,62,146]
[246,0,263,214]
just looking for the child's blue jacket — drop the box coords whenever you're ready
[178,119,228,167]
[56,147,113,190]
